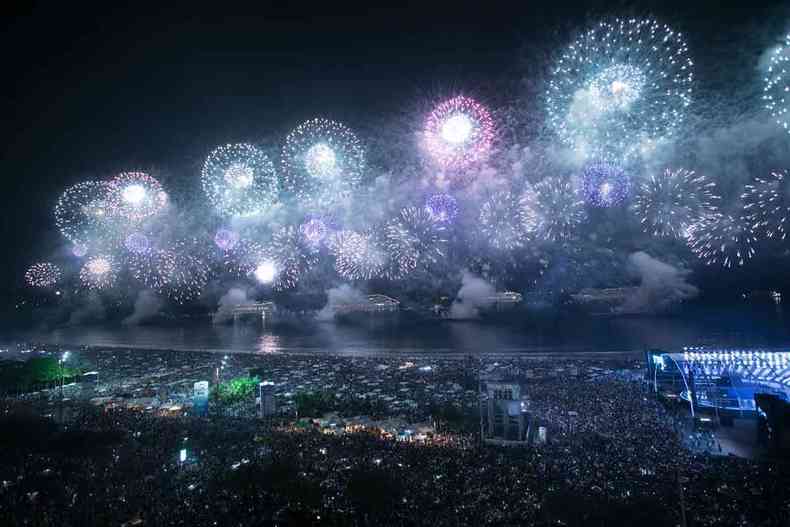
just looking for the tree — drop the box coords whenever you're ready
[294,391,335,417]
[214,375,260,403]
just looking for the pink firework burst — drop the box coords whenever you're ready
[422,95,494,170]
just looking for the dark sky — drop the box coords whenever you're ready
[1,1,788,296]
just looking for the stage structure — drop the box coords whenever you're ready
[333,294,400,314]
[480,379,529,445]
[232,302,274,324]
[646,347,790,417]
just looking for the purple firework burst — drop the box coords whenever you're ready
[425,193,459,223]
[581,162,631,207]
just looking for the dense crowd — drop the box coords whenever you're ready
[0,355,788,526]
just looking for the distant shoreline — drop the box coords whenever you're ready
[9,337,644,360]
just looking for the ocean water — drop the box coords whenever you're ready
[9,304,790,357]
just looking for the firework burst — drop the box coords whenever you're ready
[300,217,330,247]
[79,255,118,290]
[479,191,531,250]
[385,207,447,278]
[130,241,208,302]
[269,225,320,289]
[214,228,240,251]
[422,95,494,170]
[330,230,388,281]
[54,181,119,249]
[687,213,757,268]
[764,33,790,134]
[25,262,62,288]
[521,177,586,241]
[742,170,790,240]
[425,193,459,223]
[633,168,719,238]
[201,143,279,217]
[546,18,693,161]
[124,232,152,254]
[220,239,263,278]
[107,172,168,221]
[581,162,631,207]
[129,250,177,291]
[281,118,365,208]
[162,250,209,303]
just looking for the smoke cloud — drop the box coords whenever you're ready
[316,284,368,321]
[620,252,699,314]
[122,290,164,326]
[449,271,495,319]
[212,288,254,324]
[67,293,106,325]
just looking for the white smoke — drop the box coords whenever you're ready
[122,290,164,326]
[212,288,253,324]
[67,293,106,325]
[316,284,367,321]
[449,271,495,319]
[620,252,699,314]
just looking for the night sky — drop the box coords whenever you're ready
[2,1,788,301]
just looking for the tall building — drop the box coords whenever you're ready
[481,381,528,445]
[258,381,276,420]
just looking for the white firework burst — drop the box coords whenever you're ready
[687,213,757,268]
[384,206,447,278]
[330,230,388,281]
[521,177,586,241]
[269,225,320,289]
[764,33,790,134]
[742,170,790,240]
[479,191,531,250]
[201,143,279,217]
[25,262,62,288]
[106,172,168,221]
[281,118,365,208]
[54,181,120,250]
[79,255,118,290]
[633,168,719,238]
[546,18,694,161]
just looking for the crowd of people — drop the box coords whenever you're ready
[0,356,788,526]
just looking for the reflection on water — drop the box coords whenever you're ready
[9,304,790,357]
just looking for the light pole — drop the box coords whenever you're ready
[59,351,71,399]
